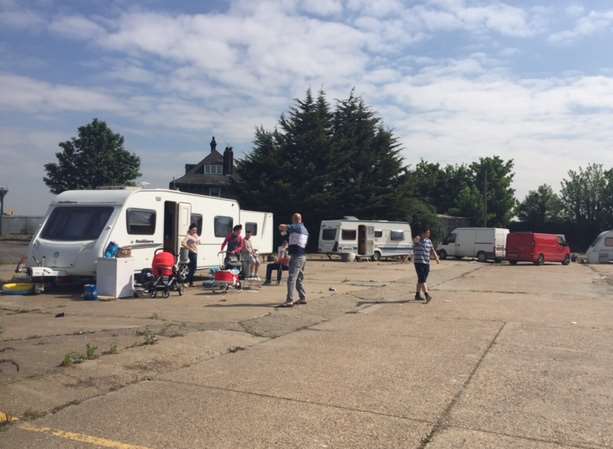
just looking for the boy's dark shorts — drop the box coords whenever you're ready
[414,263,430,283]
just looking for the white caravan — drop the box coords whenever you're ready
[437,227,509,262]
[583,230,613,264]
[27,188,273,280]
[318,218,413,260]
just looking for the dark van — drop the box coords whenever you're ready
[506,232,571,265]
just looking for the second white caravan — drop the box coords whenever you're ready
[437,227,509,262]
[318,218,413,260]
[582,230,613,264]
[27,188,273,281]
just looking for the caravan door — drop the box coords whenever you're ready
[176,202,192,256]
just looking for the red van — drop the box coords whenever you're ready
[506,232,571,265]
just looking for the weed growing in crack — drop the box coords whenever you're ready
[137,327,158,345]
[85,344,98,360]
[61,352,85,367]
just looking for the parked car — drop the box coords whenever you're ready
[437,227,509,262]
[506,232,571,265]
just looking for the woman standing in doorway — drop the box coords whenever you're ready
[181,224,201,287]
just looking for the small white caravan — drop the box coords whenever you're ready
[318,217,413,260]
[583,230,613,264]
[437,227,509,262]
[27,188,273,280]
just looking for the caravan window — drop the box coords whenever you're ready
[191,214,203,235]
[341,229,357,241]
[374,230,383,239]
[41,206,113,241]
[606,237,613,247]
[245,222,258,236]
[214,216,233,237]
[127,209,156,235]
[322,229,337,240]
[390,230,405,241]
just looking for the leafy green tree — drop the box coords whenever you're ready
[44,119,140,194]
[560,163,608,227]
[468,156,516,226]
[517,184,563,226]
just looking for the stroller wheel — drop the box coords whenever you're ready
[177,284,183,296]
[151,290,157,298]
[163,289,170,298]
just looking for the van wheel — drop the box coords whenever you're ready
[438,250,447,260]
[477,252,487,263]
[562,256,570,266]
[535,254,545,265]
[372,251,381,262]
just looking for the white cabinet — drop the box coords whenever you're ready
[96,257,134,298]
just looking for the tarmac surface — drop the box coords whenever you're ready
[1,258,613,448]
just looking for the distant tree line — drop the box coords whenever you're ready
[42,93,609,251]
[514,164,613,250]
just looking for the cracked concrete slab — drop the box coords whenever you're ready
[2,380,432,449]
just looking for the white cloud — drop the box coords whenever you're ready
[49,15,106,39]
[0,1,43,29]
[0,73,124,113]
[548,9,613,43]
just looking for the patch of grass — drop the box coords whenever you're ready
[137,327,158,345]
[85,343,98,360]
[61,352,85,367]
[108,344,119,354]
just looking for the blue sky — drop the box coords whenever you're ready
[2,0,613,214]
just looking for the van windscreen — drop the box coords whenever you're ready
[41,206,114,241]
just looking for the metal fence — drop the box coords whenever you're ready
[0,216,43,236]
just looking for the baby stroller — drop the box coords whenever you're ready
[146,249,184,298]
[203,252,241,293]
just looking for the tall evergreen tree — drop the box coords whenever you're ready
[330,92,403,219]
[233,89,405,246]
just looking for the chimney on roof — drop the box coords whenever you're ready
[210,136,217,153]
[223,146,234,176]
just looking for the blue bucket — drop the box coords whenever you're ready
[83,284,97,301]
[104,242,120,258]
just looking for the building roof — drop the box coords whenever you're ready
[173,175,232,186]
[173,149,230,186]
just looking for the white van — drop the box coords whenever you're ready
[27,188,273,281]
[437,227,509,262]
[583,230,613,264]
[318,218,413,261]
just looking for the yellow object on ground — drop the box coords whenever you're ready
[1,282,34,295]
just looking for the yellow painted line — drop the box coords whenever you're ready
[18,422,153,449]
[0,411,18,424]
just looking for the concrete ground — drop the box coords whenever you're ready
[1,258,613,448]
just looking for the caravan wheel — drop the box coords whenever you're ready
[438,250,447,260]
[477,252,487,263]
[372,251,381,262]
